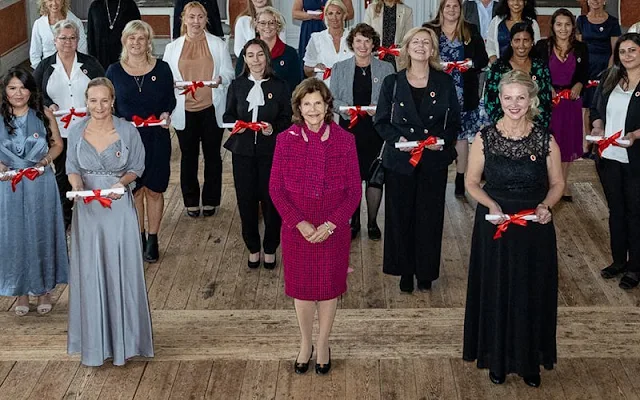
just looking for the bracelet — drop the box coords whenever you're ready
[324,222,334,235]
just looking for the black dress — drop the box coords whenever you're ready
[463,124,558,377]
[381,5,397,68]
[106,61,177,193]
[87,0,141,68]
[338,65,382,180]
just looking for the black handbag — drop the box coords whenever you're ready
[367,145,385,189]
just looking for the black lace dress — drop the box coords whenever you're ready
[462,124,558,377]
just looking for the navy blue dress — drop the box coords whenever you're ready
[106,60,176,193]
[298,0,326,64]
[577,14,621,107]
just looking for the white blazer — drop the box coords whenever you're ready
[485,16,540,59]
[30,13,87,69]
[364,3,413,46]
[162,32,235,130]
[629,22,640,33]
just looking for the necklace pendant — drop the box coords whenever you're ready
[139,87,142,93]
[109,24,114,30]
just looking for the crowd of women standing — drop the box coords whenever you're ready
[2,0,640,388]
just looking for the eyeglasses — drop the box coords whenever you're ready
[257,20,277,27]
[57,36,77,42]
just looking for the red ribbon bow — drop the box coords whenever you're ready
[347,106,368,129]
[408,136,439,167]
[179,81,205,99]
[230,120,269,135]
[586,80,599,88]
[83,190,112,208]
[377,44,400,60]
[132,115,163,127]
[322,67,332,80]
[60,107,87,129]
[552,89,573,107]
[596,130,623,157]
[443,59,471,74]
[493,209,536,240]
[319,6,325,20]
[10,167,40,192]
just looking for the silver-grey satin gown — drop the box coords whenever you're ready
[66,117,153,366]
[0,110,68,296]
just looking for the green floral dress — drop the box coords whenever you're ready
[484,58,552,128]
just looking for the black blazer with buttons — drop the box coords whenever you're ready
[222,74,292,157]
[374,69,461,175]
[590,81,640,175]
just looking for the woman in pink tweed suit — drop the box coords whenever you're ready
[269,78,361,375]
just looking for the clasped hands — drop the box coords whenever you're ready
[591,126,640,147]
[296,220,336,243]
[488,203,552,225]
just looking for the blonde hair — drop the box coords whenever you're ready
[38,0,69,17]
[85,77,116,101]
[397,27,443,71]
[120,20,155,64]
[498,69,540,120]
[373,0,403,15]
[241,0,274,19]
[180,1,209,36]
[323,0,347,26]
[253,6,285,34]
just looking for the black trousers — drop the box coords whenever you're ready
[176,106,224,208]
[232,153,281,254]
[597,158,640,272]
[383,165,448,282]
[55,137,72,229]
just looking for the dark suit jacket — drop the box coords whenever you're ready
[426,22,489,111]
[374,69,461,175]
[535,39,589,90]
[173,0,223,38]
[222,75,292,156]
[591,81,640,174]
[462,0,497,32]
[33,52,105,107]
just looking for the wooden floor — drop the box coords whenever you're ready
[1,133,640,399]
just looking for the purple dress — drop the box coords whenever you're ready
[549,51,583,163]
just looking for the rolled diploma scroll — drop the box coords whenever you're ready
[0,166,45,178]
[339,106,377,112]
[175,81,217,88]
[485,214,538,222]
[53,107,87,117]
[314,68,326,73]
[131,119,166,127]
[586,135,630,146]
[307,10,322,14]
[66,187,125,199]
[222,123,237,129]
[394,139,444,149]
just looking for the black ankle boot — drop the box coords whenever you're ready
[455,173,465,197]
[399,275,414,293]
[144,234,159,263]
[141,231,147,257]
[350,212,360,240]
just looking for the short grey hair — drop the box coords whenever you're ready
[253,6,286,34]
[52,19,80,39]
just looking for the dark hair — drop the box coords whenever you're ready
[241,38,275,78]
[547,8,577,57]
[426,0,471,44]
[601,33,640,95]
[291,78,334,125]
[346,23,381,51]
[503,22,537,61]
[0,67,51,142]
[495,0,537,21]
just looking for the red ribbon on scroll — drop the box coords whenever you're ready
[443,59,471,74]
[408,136,439,167]
[11,167,40,192]
[179,81,205,99]
[132,115,163,127]
[596,130,623,157]
[552,89,572,107]
[83,190,112,208]
[377,44,400,60]
[586,80,599,88]
[493,209,536,240]
[322,67,332,80]
[347,106,368,129]
[60,107,87,129]
[230,120,269,135]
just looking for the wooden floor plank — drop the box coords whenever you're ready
[27,361,79,399]
[132,361,180,400]
[205,360,246,400]
[274,359,313,400]
[621,358,640,397]
[554,357,602,400]
[167,360,213,400]
[310,358,347,399]
[0,361,47,400]
[412,358,460,400]
[583,358,640,400]
[98,362,146,400]
[449,358,494,400]
[64,364,114,400]
[379,358,418,400]
[0,362,14,388]
[345,359,380,400]
[239,360,280,400]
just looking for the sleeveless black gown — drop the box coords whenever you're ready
[462,124,558,377]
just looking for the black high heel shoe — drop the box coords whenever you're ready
[263,254,277,270]
[399,275,414,293]
[144,233,159,263]
[489,371,505,385]
[315,348,331,375]
[523,373,541,387]
[294,346,313,374]
[186,208,200,218]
